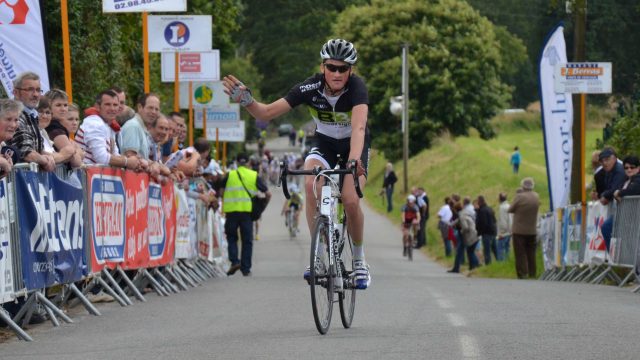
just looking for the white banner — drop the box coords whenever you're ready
[584,201,609,264]
[0,0,50,96]
[174,186,191,259]
[555,62,612,94]
[148,15,212,53]
[539,24,573,210]
[206,121,245,142]
[539,212,555,271]
[102,0,186,13]
[179,81,228,109]
[187,197,199,259]
[195,104,240,129]
[0,178,14,303]
[161,51,220,82]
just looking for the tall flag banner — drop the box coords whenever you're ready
[0,0,50,96]
[539,23,573,211]
[102,0,186,13]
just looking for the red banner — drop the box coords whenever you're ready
[148,182,176,267]
[122,171,150,269]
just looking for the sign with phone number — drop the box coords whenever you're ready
[102,0,186,13]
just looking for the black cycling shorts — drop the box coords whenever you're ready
[305,132,371,177]
[288,203,300,211]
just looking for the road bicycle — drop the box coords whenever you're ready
[402,222,418,261]
[285,204,298,239]
[280,157,363,335]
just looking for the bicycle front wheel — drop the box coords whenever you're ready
[310,217,333,334]
[339,216,356,329]
[288,211,295,238]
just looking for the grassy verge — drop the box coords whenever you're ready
[364,110,604,278]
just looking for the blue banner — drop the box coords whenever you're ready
[15,169,86,289]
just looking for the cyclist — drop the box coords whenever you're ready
[282,183,304,232]
[222,38,371,289]
[401,195,421,257]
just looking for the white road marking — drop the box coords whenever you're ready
[446,313,467,327]
[436,298,453,309]
[460,334,481,358]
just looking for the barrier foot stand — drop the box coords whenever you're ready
[154,268,179,294]
[617,270,636,287]
[181,260,206,282]
[1,307,33,341]
[116,267,146,302]
[103,269,133,306]
[13,292,37,327]
[165,267,189,291]
[606,268,623,285]
[580,265,602,283]
[539,269,551,281]
[560,267,578,282]
[549,268,565,281]
[201,259,218,276]
[42,302,60,327]
[187,261,207,282]
[572,265,594,283]
[141,268,169,296]
[194,260,213,279]
[177,262,201,285]
[590,266,611,285]
[173,265,198,288]
[94,277,127,307]
[68,283,101,316]
[35,292,72,324]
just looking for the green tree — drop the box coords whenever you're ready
[335,0,520,161]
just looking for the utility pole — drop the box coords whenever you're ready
[570,0,587,205]
[402,44,409,194]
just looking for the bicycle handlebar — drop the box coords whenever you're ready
[279,159,364,200]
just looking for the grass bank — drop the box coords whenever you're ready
[364,109,608,278]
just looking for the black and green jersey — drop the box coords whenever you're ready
[284,73,368,140]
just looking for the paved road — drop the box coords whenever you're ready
[4,141,640,359]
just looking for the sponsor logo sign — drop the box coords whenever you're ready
[205,120,245,142]
[147,183,166,260]
[90,173,126,265]
[148,15,211,53]
[147,181,176,267]
[194,104,240,129]
[15,170,85,289]
[0,179,14,303]
[161,50,220,82]
[0,0,50,96]
[102,0,186,12]
[179,81,228,109]
[174,187,191,259]
[122,171,150,269]
[554,62,612,94]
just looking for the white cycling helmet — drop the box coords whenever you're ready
[407,194,416,202]
[320,39,358,65]
[288,184,299,193]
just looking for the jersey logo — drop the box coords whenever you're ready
[299,81,321,93]
[310,108,351,124]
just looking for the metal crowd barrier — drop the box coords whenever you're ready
[0,164,228,341]
[539,197,640,290]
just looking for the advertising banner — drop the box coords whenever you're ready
[147,183,166,261]
[149,181,176,267]
[15,170,85,289]
[553,207,564,267]
[195,104,240,129]
[161,51,220,82]
[122,170,150,269]
[179,81,228,109]
[174,187,191,259]
[102,0,186,13]
[197,202,212,261]
[87,167,126,271]
[0,178,14,303]
[205,120,246,142]
[584,201,609,264]
[554,62,612,94]
[562,206,582,266]
[187,197,199,259]
[148,15,212,53]
[539,23,573,211]
[209,209,222,259]
[540,212,555,271]
[0,0,50,96]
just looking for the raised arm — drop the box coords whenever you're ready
[222,75,292,121]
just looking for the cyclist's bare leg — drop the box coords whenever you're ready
[304,158,326,235]
[341,174,366,246]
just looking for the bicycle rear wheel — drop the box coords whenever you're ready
[310,217,333,334]
[407,234,413,261]
[339,216,356,328]
[288,210,295,238]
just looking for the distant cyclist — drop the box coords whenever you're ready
[223,38,371,289]
[282,183,304,232]
[401,195,421,256]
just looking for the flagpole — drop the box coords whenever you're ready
[60,0,73,102]
[173,53,180,111]
[142,12,150,93]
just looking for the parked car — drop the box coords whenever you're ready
[278,123,294,136]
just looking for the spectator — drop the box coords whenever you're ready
[43,89,83,167]
[7,71,55,171]
[161,111,179,162]
[222,152,271,276]
[115,106,135,127]
[75,89,140,170]
[476,195,497,265]
[496,192,512,261]
[167,137,211,177]
[110,86,127,116]
[437,196,453,257]
[148,114,170,162]
[64,103,81,137]
[36,97,75,166]
[510,146,521,174]
[0,99,22,177]
[448,198,479,273]
[598,147,626,206]
[413,186,429,248]
[509,177,541,279]
[382,162,397,213]
[589,150,606,200]
[169,111,187,152]
[120,93,160,160]
[602,156,640,249]
[288,126,296,146]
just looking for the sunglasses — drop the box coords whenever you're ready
[624,165,637,170]
[324,63,351,73]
